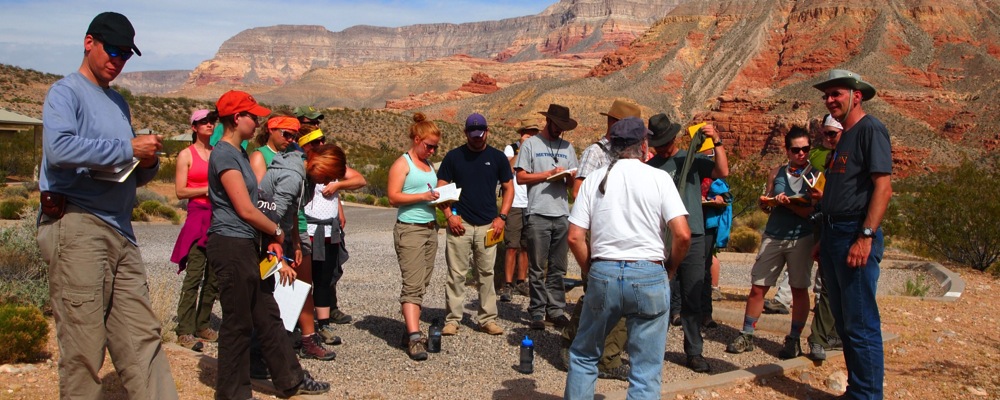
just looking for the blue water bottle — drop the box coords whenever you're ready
[519,335,534,374]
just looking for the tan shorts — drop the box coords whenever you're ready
[394,221,439,305]
[504,207,526,249]
[750,234,816,289]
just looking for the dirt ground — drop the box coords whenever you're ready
[2,261,996,399]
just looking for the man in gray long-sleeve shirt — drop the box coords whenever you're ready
[37,12,178,399]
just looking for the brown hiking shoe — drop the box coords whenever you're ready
[407,336,429,361]
[441,322,459,336]
[480,321,503,335]
[298,334,336,361]
[177,334,204,352]
[195,328,218,342]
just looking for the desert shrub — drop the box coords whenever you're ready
[0,198,28,219]
[901,275,931,297]
[135,200,180,224]
[155,157,176,183]
[892,160,1000,271]
[377,196,390,207]
[0,303,48,363]
[735,210,769,232]
[2,184,30,199]
[729,226,762,253]
[364,194,377,205]
[136,187,168,204]
[343,193,357,203]
[0,213,48,311]
[727,157,772,218]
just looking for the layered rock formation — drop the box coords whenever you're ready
[181,0,680,88]
[114,70,190,95]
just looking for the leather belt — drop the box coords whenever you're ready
[396,220,436,229]
[592,258,663,265]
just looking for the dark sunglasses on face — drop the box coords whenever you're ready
[789,146,810,154]
[238,112,259,124]
[281,130,298,140]
[423,142,439,151]
[824,130,840,136]
[822,90,848,101]
[193,118,216,126]
[102,43,133,61]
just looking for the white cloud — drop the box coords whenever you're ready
[0,0,549,74]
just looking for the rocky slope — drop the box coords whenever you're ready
[114,70,190,95]
[178,0,680,89]
[416,0,1000,176]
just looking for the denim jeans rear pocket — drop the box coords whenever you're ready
[632,278,668,318]
[586,273,609,312]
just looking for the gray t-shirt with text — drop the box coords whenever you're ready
[514,134,578,217]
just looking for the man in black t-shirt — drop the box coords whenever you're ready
[813,69,893,399]
[437,113,514,336]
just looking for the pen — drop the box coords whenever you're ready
[267,251,294,264]
[427,183,436,194]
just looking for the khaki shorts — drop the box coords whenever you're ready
[504,207,526,249]
[394,221,439,305]
[750,234,816,289]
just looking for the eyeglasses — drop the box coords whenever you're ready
[423,142,439,151]
[789,146,810,154]
[281,130,297,140]
[822,90,849,101]
[824,130,840,137]
[102,42,133,61]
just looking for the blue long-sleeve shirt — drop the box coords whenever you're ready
[40,72,158,244]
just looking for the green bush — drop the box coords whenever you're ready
[0,213,48,311]
[902,275,931,297]
[729,226,762,253]
[343,193,357,203]
[134,200,180,224]
[2,184,30,199]
[155,157,176,183]
[0,303,49,363]
[136,188,167,204]
[377,196,390,207]
[364,194,377,205]
[735,210,769,232]
[0,198,28,220]
[893,160,1000,271]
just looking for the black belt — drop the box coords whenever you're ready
[826,213,864,224]
[592,258,663,265]
[396,220,436,229]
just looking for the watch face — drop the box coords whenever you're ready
[863,228,874,237]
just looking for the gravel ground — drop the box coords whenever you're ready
[135,204,938,399]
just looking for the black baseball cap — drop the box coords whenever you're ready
[87,12,141,56]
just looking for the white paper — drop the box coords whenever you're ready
[90,158,140,183]
[273,279,312,331]
[545,167,578,182]
[430,182,462,205]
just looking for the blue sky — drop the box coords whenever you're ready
[0,0,550,74]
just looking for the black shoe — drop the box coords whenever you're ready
[686,355,711,373]
[827,336,844,351]
[808,342,827,361]
[499,284,513,302]
[702,316,719,329]
[529,318,545,330]
[778,335,802,360]
[330,309,353,324]
[762,299,790,315]
[288,371,330,396]
[598,363,630,381]
[547,314,571,329]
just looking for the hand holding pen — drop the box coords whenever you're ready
[425,183,440,202]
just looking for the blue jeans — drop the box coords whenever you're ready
[820,220,884,400]
[565,261,670,400]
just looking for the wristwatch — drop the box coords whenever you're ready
[498,213,508,221]
[274,225,283,238]
[861,226,875,238]
[713,138,723,146]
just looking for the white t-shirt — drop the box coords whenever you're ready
[504,144,529,208]
[569,159,688,261]
[304,182,340,237]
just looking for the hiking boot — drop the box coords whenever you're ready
[763,299,790,315]
[406,336,429,361]
[298,334,336,361]
[288,371,330,396]
[598,363,631,381]
[778,335,802,359]
[195,328,219,342]
[441,322,459,336]
[480,321,503,335]
[547,314,570,329]
[317,324,343,346]
[808,342,827,361]
[499,284,513,302]
[529,317,545,330]
[177,334,204,352]
[711,286,723,301]
[726,333,755,354]
[330,309,352,324]
[670,313,682,326]
[686,355,711,373]
[515,281,530,296]
[828,336,844,351]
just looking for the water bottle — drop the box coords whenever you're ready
[427,318,442,353]
[519,335,534,374]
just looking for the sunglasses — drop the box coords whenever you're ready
[423,142,439,151]
[822,90,850,101]
[789,146,811,154]
[824,130,840,137]
[102,42,133,61]
[281,130,298,140]
[238,112,259,124]
[193,118,216,126]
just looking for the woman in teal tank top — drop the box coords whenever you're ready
[387,112,441,361]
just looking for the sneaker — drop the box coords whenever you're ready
[686,355,711,373]
[711,286,723,301]
[330,309,352,324]
[726,333,755,354]
[670,314,682,326]
[827,336,844,351]
[249,360,270,380]
[406,336,429,361]
[317,324,343,346]
[288,371,330,396]
[762,299,790,315]
[176,334,204,352]
[441,322,459,336]
[778,335,802,359]
[499,284,513,302]
[598,363,631,381]
[808,342,827,361]
[529,317,545,330]
[298,334,336,361]
[480,321,503,335]
[547,314,571,329]
[195,328,219,342]
[515,281,530,296]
